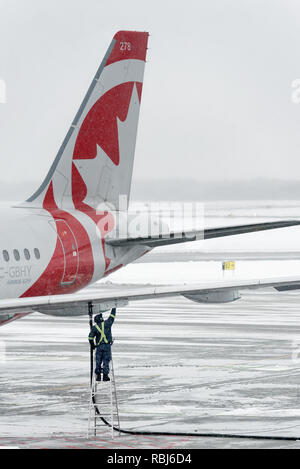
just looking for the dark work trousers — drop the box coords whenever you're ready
[95,343,112,375]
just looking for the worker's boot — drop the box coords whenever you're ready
[103,374,110,382]
[96,373,101,382]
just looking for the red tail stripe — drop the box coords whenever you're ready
[106,31,149,67]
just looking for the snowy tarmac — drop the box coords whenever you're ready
[1,289,300,448]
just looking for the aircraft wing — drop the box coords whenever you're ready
[135,250,300,262]
[106,220,300,248]
[1,275,300,321]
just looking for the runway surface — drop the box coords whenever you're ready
[1,200,300,449]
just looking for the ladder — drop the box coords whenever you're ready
[87,303,120,439]
[88,352,121,439]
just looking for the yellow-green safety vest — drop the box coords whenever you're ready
[95,322,108,345]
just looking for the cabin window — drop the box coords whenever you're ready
[24,249,30,261]
[13,249,20,261]
[34,248,40,260]
[3,250,9,262]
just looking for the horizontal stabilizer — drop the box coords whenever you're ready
[105,220,300,248]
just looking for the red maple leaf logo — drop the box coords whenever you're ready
[73,81,142,165]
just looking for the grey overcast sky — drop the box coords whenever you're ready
[1,0,300,187]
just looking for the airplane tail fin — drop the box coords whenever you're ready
[25,31,149,211]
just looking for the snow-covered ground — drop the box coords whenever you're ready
[1,200,300,448]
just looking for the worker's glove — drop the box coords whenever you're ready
[90,343,96,351]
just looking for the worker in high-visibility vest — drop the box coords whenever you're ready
[88,309,116,381]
